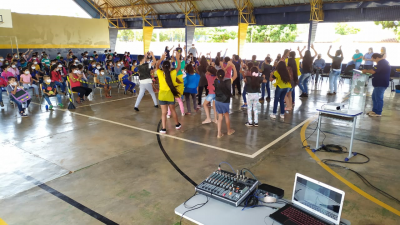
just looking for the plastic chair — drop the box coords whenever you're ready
[93,77,111,97]
[39,84,59,106]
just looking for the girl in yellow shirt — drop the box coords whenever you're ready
[270,61,292,119]
[156,52,182,134]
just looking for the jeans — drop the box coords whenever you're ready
[242,86,247,103]
[44,94,62,105]
[54,81,66,93]
[261,81,271,98]
[122,80,135,91]
[12,98,31,113]
[328,70,341,93]
[314,66,323,82]
[372,87,386,115]
[273,86,289,114]
[348,61,361,70]
[0,88,3,102]
[232,77,241,95]
[298,73,311,94]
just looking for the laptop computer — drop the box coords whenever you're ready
[270,173,345,225]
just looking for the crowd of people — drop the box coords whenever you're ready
[0,44,392,135]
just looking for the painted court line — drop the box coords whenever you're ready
[33,98,310,158]
[300,119,400,217]
[73,96,136,108]
[57,108,311,158]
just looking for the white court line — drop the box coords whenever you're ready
[251,115,317,158]
[73,96,136,108]
[35,99,313,158]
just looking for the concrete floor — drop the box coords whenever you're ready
[1,79,400,225]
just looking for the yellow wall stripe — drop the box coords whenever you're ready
[300,119,400,217]
[0,44,110,49]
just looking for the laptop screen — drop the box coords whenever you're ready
[293,174,344,224]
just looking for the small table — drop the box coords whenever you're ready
[314,109,363,161]
[175,194,351,225]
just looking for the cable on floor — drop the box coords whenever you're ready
[156,119,197,187]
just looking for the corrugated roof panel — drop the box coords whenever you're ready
[151,3,180,14]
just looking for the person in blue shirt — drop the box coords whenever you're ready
[347,49,363,70]
[313,54,326,83]
[118,67,136,94]
[362,53,391,117]
[363,48,374,69]
[183,64,200,115]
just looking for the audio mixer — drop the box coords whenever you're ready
[195,169,259,207]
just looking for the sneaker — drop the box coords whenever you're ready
[266,97,271,102]
[175,123,182,130]
[154,105,159,108]
[245,122,253,127]
[280,114,285,119]
[134,107,139,111]
[299,93,305,97]
[20,113,28,117]
[167,115,171,119]
[181,113,185,116]
[259,98,265,102]
[333,92,337,95]
[254,123,259,127]
[369,112,382,117]
[327,92,335,95]
[58,103,64,108]
[0,101,4,107]
[303,94,308,98]
[270,114,276,119]
[241,104,247,108]
[159,129,167,134]
[49,105,53,110]
[366,111,374,115]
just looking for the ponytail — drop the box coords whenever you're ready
[162,61,180,97]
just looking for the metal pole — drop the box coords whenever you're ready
[348,116,357,159]
[15,36,19,56]
[315,113,322,150]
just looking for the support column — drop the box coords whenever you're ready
[238,23,248,57]
[143,26,154,54]
[185,26,196,49]
[307,21,318,49]
[109,28,118,51]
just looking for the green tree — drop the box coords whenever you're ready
[208,28,237,43]
[334,24,360,35]
[246,25,297,43]
[374,21,400,41]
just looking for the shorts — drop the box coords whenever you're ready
[205,94,216,102]
[215,101,230,114]
[159,100,175,105]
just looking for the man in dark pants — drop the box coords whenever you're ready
[362,53,391,117]
[232,55,241,96]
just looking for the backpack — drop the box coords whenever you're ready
[10,86,31,104]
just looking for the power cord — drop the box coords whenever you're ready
[241,168,258,181]
[312,144,400,205]
[180,192,209,225]
[218,161,235,173]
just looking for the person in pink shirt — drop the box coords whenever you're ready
[9,61,20,77]
[221,57,233,79]
[202,66,218,124]
[20,67,39,97]
[1,65,15,80]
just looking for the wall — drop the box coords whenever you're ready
[0,12,110,57]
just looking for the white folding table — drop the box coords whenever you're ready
[314,109,363,161]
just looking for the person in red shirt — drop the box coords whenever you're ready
[202,66,218,124]
[50,65,66,94]
[0,75,7,107]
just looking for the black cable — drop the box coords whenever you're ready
[156,119,197,187]
[313,144,400,205]
[180,192,209,225]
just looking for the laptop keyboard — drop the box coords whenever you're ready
[301,201,338,220]
[281,206,327,225]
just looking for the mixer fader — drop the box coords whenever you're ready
[195,169,259,207]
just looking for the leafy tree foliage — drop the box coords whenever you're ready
[246,25,297,43]
[334,24,360,35]
[374,21,400,41]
